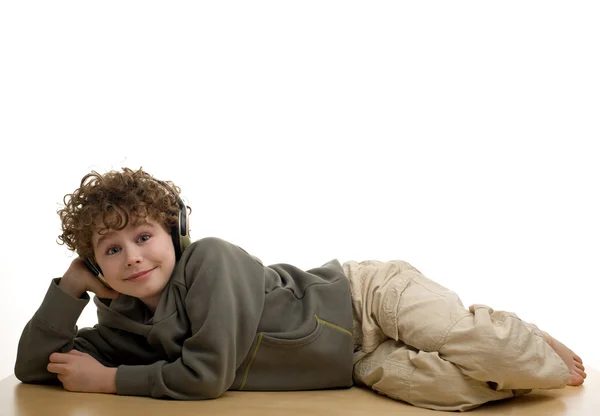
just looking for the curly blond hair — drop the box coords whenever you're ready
[57,167,188,259]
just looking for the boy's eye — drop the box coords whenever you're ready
[138,234,151,243]
[106,246,120,255]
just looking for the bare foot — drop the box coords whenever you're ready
[541,331,587,386]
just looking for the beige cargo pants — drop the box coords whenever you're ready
[342,260,569,412]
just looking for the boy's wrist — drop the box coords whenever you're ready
[58,277,85,299]
[102,367,118,394]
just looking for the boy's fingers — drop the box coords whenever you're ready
[67,349,85,356]
[47,363,67,374]
[92,282,119,299]
[49,353,72,363]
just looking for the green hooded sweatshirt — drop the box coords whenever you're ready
[14,237,354,399]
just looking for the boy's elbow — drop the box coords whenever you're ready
[188,378,228,400]
[14,360,31,382]
[180,382,226,400]
[14,368,39,384]
[14,361,56,385]
[201,386,226,400]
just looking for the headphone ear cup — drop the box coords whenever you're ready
[83,257,102,276]
[156,179,190,260]
[177,204,191,257]
[83,258,111,288]
[171,224,182,260]
[172,207,190,260]
[179,207,191,254]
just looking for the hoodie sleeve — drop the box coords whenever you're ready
[115,237,266,399]
[14,279,121,383]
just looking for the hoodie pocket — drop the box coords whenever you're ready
[236,315,353,391]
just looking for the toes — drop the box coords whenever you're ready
[573,354,583,364]
[568,374,584,386]
[575,362,585,371]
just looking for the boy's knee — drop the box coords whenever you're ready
[439,305,538,377]
[380,273,471,351]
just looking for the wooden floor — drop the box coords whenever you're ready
[1,369,597,415]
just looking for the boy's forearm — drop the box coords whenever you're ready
[115,361,228,399]
[15,279,89,383]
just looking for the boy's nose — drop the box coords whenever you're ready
[126,249,143,267]
[127,258,142,267]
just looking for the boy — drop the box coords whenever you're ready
[15,167,586,412]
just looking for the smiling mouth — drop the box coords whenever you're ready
[126,267,156,281]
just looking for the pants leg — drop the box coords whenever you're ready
[353,339,524,412]
[343,260,569,392]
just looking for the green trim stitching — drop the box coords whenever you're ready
[315,314,352,336]
[239,332,263,390]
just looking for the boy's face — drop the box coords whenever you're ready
[91,216,176,310]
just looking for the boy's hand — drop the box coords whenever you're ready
[59,258,119,300]
[47,350,117,394]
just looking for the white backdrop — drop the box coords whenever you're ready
[1,1,598,382]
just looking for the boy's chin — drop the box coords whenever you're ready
[127,283,168,301]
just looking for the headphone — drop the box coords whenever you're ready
[84,177,191,287]
[156,179,192,260]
